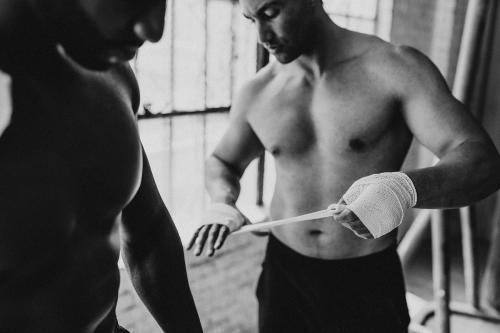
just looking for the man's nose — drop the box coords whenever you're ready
[256,22,273,45]
[134,1,166,43]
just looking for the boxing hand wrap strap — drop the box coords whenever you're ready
[342,172,417,239]
[0,70,12,136]
[201,203,246,232]
[234,209,336,234]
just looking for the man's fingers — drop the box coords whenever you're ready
[334,206,356,223]
[334,207,374,239]
[206,224,221,256]
[187,227,202,250]
[214,226,230,250]
[194,225,211,256]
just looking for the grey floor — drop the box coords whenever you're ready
[404,234,500,333]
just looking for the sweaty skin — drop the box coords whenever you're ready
[190,0,500,259]
[0,1,202,332]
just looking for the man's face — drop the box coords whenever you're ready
[240,0,315,64]
[34,0,166,70]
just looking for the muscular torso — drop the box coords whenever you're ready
[246,41,413,259]
[0,55,141,333]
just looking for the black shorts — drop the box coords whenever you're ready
[256,234,410,333]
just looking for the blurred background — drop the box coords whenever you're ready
[116,0,500,332]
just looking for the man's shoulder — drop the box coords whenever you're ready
[242,62,277,96]
[108,63,141,114]
[365,42,437,79]
[357,41,444,94]
[231,62,277,113]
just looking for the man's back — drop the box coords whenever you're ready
[0,57,141,332]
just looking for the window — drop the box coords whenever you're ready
[325,0,393,40]
[132,0,256,116]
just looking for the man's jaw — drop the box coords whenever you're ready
[57,42,140,71]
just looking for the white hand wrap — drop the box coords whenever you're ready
[0,70,12,136]
[342,172,417,238]
[201,203,246,232]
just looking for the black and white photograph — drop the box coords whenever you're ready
[1,0,500,332]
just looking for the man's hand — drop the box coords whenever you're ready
[330,201,374,239]
[330,172,417,239]
[187,203,249,257]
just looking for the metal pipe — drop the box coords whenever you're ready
[452,0,490,100]
[256,44,269,206]
[398,210,431,265]
[431,210,450,333]
[460,206,479,308]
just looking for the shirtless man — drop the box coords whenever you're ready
[188,0,500,332]
[0,1,202,332]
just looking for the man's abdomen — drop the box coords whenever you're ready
[0,232,121,333]
[268,161,398,259]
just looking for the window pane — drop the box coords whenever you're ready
[172,0,206,111]
[324,0,350,16]
[133,1,173,115]
[207,0,232,108]
[331,14,348,29]
[349,0,378,19]
[325,0,391,37]
[347,18,376,34]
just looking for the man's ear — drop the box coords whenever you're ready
[0,70,12,137]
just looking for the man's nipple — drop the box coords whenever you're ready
[271,146,281,156]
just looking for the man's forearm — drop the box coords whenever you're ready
[406,140,500,209]
[122,213,202,333]
[206,154,242,204]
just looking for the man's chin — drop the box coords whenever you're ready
[271,48,301,64]
[274,53,299,64]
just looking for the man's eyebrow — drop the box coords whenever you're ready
[256,1,280,15]
[243,1,280,18]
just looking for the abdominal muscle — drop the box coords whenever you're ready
[0,226,121,333]
[268,167,398,260]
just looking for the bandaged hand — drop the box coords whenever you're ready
[187,203,249,256]
[331,172,417,239]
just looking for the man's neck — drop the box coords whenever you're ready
[293,12,348,77]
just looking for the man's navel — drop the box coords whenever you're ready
[348,138,366,151]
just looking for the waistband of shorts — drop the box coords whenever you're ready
[266,233,398,269]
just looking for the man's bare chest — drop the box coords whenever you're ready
[247,76,401,157]
[1,73,142,216]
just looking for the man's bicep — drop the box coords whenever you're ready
[121,148,174,241]
[212,117,264,174]
[404,92,487,157]
[398,48,488,157]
